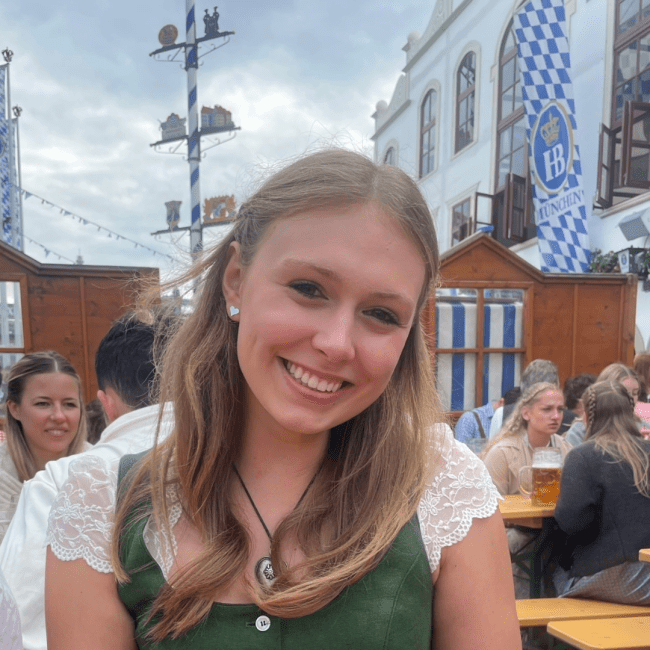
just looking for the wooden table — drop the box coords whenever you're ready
[639,548,650,563]
[547,615,650,650]
[499,494,556,528]
[499,495,557,599]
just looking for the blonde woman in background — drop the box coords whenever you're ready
[483,382,572,600]
[0,352,88,542]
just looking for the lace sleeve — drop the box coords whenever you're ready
[418,426,500,573]
[46,455,118,574]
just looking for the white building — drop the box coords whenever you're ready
[372,0,650,354]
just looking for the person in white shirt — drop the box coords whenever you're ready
[0,311,176,650]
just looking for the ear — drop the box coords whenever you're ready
[521,406,530,422]
[7,400,20,422]
[97,389,118,424]
[222,242,244,319]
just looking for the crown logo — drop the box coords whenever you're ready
[541,114,560,147]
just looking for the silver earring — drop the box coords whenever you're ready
[229,305,240,318]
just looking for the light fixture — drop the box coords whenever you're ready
[618,210,650,241]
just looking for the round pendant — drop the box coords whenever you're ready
[255,556,276,587]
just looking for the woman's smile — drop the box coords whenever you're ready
[283,359,345,393]
[224,201,425,439]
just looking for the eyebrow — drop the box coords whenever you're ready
[280,259,416,307]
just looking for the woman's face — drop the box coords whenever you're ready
[8,372,81,468]
[621,377,640,404]
[521,389,564,441]
[224,202,426,441]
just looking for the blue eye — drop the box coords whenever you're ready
[365,308,400,326]
[290,282,324,299]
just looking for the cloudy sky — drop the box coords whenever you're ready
[1,0,433,277]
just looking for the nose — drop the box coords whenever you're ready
[50,404,66,421]
[312,309,355,363]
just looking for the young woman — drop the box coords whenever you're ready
[483,382,572,497]
[482,382,572,601]
[45,149,520,649]
[0,352,88,542]
[553,381,650,604]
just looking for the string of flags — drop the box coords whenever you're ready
[22,234,76,264]
[20,188,175,262]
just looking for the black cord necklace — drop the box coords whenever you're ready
[232,464,320,588]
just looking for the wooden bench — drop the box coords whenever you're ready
[547,615,650,649]
[516,598,650,627]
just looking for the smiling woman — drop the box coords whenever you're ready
[44,149,521,650]
[0,352,88,543]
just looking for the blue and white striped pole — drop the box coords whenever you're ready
[185,0,201,258]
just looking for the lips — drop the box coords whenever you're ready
[283,360,344,393]
[44,429,69,437]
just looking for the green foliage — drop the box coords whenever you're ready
[588,249,620,273]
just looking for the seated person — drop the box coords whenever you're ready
[483,382,572,496]
[489,359,559,438]
[562,373,596,431]
[454,397,502,445]
[553,381,650,604]
[565,363,646,447]
[483,382,572,599]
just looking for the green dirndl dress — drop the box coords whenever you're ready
[117,463,434,649]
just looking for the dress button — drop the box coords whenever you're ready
[255,615,271,632]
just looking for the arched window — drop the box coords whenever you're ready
[383,147,396,165]
[456,52,476,152]
[496,27,525,190]
[420,90,437,177]
[493,23,534,246]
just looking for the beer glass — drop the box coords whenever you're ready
[518,447,563,506]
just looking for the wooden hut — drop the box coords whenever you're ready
[0,241,159,403]
[424,233,637,416]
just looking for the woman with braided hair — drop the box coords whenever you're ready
[553,381,650,604]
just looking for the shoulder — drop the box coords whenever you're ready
[46,455,119,573]
[0,443,17,478]
[418,425,500,573]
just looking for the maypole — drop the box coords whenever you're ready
[149,4,238,261]
[185,0,201,257]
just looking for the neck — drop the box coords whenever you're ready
[526,429,551,448]
[30,448,67,473]
[238,424,328,486]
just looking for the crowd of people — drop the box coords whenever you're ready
[457,355,650,613]
[0,150,522,650]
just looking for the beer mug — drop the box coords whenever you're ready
[518,447,563,506]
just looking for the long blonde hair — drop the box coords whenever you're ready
[112,149,443,640]
[583,381,650,497]
[5,351,87,481]
[483,382,560,456]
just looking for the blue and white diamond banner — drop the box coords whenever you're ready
[514,0,590,272]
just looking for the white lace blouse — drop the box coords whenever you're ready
[46,428,500,577]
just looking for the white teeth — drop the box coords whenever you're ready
[284,361,343,393]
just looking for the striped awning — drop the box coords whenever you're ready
[436,300,523,411]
